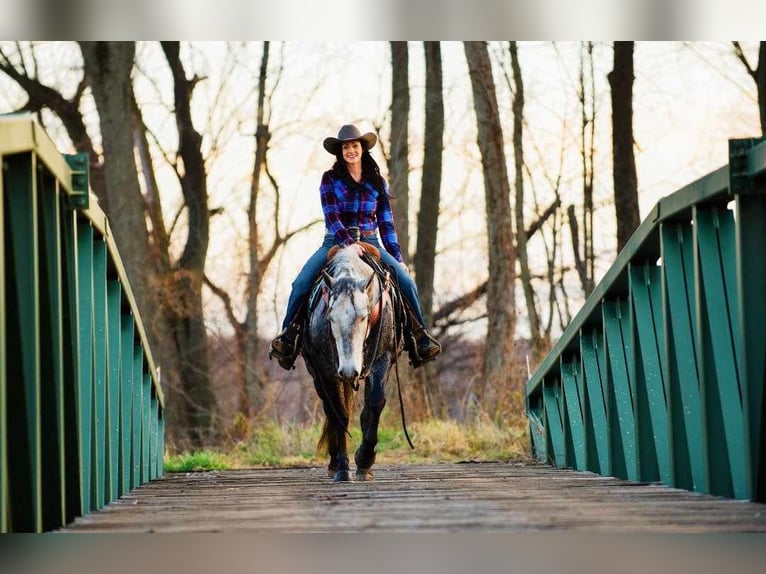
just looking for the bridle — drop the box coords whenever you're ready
[323,268,389,390]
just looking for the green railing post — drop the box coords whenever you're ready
[38,165,66,531]
[5,152,42,532]
[1,151,6,534]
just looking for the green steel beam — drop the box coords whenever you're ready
[132,346,144,488]
[120,315,135,494]
[76,220,94,515]
[542,379,566,467]
[735,192,766,502]
[1,151,7,533]
[5,153,42,532]
[149,392,160,480]
[603,300,638,481]
[581,330,609,474]
[106,280,122,502]
[527,403,547,461]
[745,138,766,176]
[38,167,66,531]
[662,222,707,494]
[695,206,749,498]
[92,239,108,510]
[560,359,586,470]
[59,206,81,526]
[142,373,151,483]
[629,263,670,484]
[159,416,165,476]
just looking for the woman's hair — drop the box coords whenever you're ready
[331,148,387,195]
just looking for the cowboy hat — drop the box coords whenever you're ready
[323,124,377,155]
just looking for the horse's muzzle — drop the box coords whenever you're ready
[337,367,359,384]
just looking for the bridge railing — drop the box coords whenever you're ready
[1,114,165,532]
[526,137,766,502]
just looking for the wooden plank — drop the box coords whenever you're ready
[60,462,766,533]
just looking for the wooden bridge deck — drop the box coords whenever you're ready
[61,461,766,532]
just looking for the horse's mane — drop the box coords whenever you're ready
[327,245,375,280]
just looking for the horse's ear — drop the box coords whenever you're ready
[322,270,334,288]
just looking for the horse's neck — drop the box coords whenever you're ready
[331,250,372,282]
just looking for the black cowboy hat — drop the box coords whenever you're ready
[323,124,377,155]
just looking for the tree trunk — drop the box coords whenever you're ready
[579,42,596,296]
[608,41,640,254]
[389,41,410,262]
[464,41,517,405]
[415,41,446,418]
[160,41,217,446]
[509,42,540,347]
[245,41,271,417]
[734,41,766,135]
[757,42,766,135]
[79,42,185,444]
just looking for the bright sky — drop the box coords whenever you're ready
[1,41,761,339]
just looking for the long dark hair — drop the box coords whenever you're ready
[331,149,387,195]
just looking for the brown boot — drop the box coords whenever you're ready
[405,326,441,368]
[269,323,301,371]
[414,327,441,363]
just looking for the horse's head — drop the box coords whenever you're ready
[323,247,378,384]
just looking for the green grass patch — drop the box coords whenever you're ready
[164,450,231,473]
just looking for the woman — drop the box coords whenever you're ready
[269,124,441,370]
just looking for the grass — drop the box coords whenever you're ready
[164,450,232,472]
[164,416,530,472]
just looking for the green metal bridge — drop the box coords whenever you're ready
[1,114,164,532]
[1,115,764,532]
[527,137,766,503]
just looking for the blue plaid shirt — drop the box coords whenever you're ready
[320,170,404,262]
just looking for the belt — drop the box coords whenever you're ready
[325,227,378,238]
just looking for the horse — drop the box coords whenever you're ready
[300,244,402,481]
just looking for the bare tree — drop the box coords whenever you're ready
[571,41,597,296]
[414,41,446,418]
[155,41,218,446]
[389,41,410,262]
[733,41,766,135]
[609,41,640,254]
[464,41,517,404]
[509,42,541,348]
[204,43,319,418]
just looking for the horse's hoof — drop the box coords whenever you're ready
[333,470,353,482]
[355,469,374,481]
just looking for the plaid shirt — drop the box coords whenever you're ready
[320,170,404,262]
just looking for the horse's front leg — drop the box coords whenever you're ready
[321,381,352,482]
[355,356,390,480]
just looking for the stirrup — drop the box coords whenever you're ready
[414,328,441,365]
[268,327,301,371]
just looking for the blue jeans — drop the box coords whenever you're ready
[281,233,427,329]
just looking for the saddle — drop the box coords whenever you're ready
[305,246,409,350]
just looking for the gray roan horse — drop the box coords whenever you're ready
[300,244,401,481]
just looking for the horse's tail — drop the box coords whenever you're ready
[317,418,330,455]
